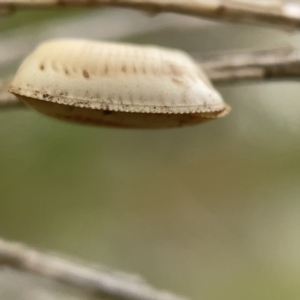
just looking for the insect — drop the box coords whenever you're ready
[9,39,230,129]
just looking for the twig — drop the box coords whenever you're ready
[0,238,189,300]
[1,0,300,30]
[200,46,300,83]
[2,46,300,108]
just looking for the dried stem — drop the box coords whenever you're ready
[2,46,300,109]
[0,238,189,300]
[1,0,300,31]
[200,46,300,84]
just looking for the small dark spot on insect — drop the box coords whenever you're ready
[168,62,183,77]
[172,77,185,87]
[65,69,69,75]
[43,94,49,98]
[153,106,156,110]
[104,65,108,74]
[83,70,90,79]
[122,65,127,73]
[103,110,113,116]
[40,64,45,71]
[57,0,66,5]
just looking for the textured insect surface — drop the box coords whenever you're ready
[9,39,230,129]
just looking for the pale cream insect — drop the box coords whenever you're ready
[9,39,230,129]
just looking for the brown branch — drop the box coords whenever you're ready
[2,46,300,108]
[1,0,300,30]
[0,238,189,300]
[200,46,300,84]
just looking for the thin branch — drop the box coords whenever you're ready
[200,46,300,84]
[1,0,300,30]
[0,238,189,300]
[2,46,300,109]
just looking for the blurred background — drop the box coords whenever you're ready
[1,4,300,300]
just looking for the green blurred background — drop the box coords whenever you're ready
[1,6,300,300]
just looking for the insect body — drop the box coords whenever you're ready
[9,39,230,128]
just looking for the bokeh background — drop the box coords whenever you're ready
[1,5,300,300]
